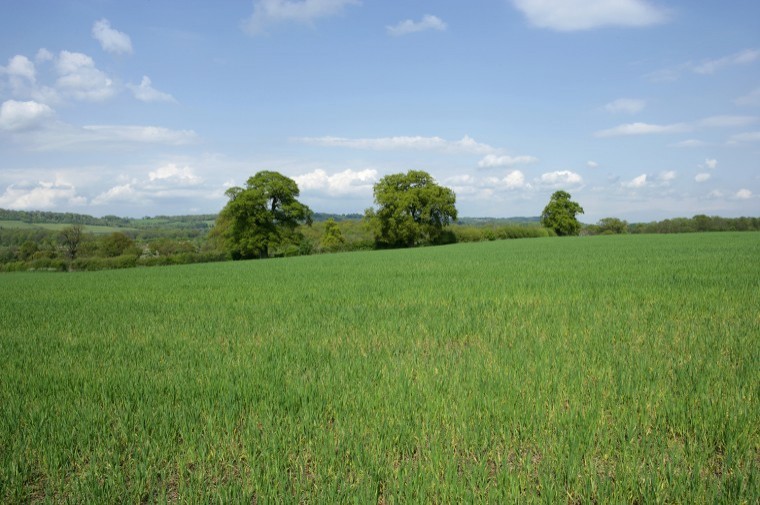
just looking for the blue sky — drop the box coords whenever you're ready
[1,0,758,221]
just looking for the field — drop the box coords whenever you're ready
[1,233,758,502]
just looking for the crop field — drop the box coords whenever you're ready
[1,232,758,502]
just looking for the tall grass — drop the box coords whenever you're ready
[1,233,758,502]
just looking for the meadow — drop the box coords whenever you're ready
[0,232,758,503]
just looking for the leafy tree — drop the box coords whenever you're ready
[60,225,84,260]
[320,218,346,251]
[540,190,584,236]
[100,232,136,257]
[365,170,457,248]
[597,217,628,235]
[214,171,313,259]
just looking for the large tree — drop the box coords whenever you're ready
[365,170,457,248]
[214,171,313,259]
[540,190,584,236]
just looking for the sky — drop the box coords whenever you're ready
[0,0,758,222]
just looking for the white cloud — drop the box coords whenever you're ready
[596,116,757,137]
[648,48,760,82]
[92,19,133,55]
[735,87,760,107]
[148,163,202,185]
[244,0,359,35]
[670,139,705,148]
[387,15,447,36]
[35,48,53,63]
[735,189,752,199]
[478,154,538,168]
[80,125,197,145]
[485,170,528,190]
[299,134,497,154]
[704,158,717,170]
[0,100,54,131]
[128,76,176,103]
[511,0,668,31]
[695,173,711,182]
[658,170,676,182]
[728,131,760,143]
[55,51,117,101]
[293,168,377,195]
[0,179,86,210]
[692,48,760,75]
[539,170,583,188]
[91,183,138,205]
[587,161,599,169]
[623,174,648,188]
[2,55,36,82]
[604,98,645,114]
[595,121,688,137]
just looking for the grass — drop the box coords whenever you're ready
[1,232,758,502]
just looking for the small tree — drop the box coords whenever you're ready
[60,225,84,260]
[365,170,457,248]
[320,218,345,251]
[597,217,628,235]
[214,171,313,259]
[100,232,136,257]
[540,190,584,236]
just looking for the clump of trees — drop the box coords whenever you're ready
[541,190,584,236]
[364,170,458,248]
[212,171,313,259]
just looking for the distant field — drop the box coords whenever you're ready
[0,220,136,234]
[1,233,758,502]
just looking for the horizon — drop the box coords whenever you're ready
[1,1,759,222]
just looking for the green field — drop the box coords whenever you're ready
[0,220,137,234]
[1,233,758,502]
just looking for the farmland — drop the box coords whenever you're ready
[1,232,758,502]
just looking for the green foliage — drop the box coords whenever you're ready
[214,171,313,260]
[0,233,758,501]
[365,170,458,248]
[59,224,84,260]
[100,232,137,257]
[585,217,629,235]
[319,218,346,251]
[540,190,584,236]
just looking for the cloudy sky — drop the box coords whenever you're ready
[1,0,758,221]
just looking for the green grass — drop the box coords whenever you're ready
[1,233,758,502]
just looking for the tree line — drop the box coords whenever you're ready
[2,169,757,272]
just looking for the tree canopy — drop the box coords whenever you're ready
[365,170,457,248]
[214,171,312,259]
[540,190,584,236]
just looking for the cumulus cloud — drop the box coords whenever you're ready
[299,134,497,154]
[0,179,86,210]
[478,154,538,168]
[244,0,359,35]
[35,48,53,63]
[538,170,583,188]
[511,0,668,31]
[92,19,133,55]
[623,174,648,188]
[604,98,645,114]
[293,168,377,195]
[658,170,676,182]
[587,161,599,169]
[704,158,718,170]
[387,15,447,36]
[695,173,711,182]
[0,100,54,131]
[735,189,753,199]
[2,55,36,82]
[55,51,117,101]
[128,76,176,103]
[148,163,202,185]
